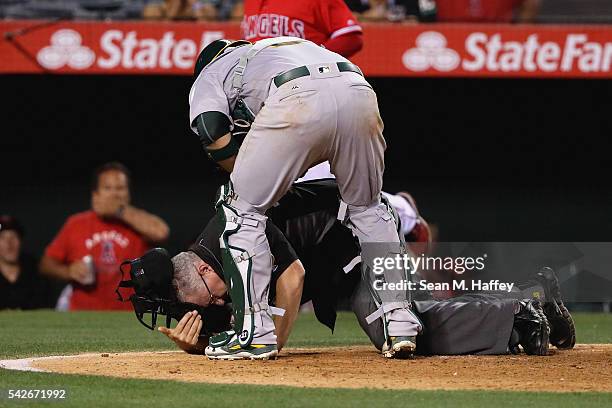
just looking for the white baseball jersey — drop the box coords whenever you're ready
[189,40,349,135]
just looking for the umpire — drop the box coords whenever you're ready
[155,180,574,358]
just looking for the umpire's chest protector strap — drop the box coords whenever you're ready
[230,37,307,98]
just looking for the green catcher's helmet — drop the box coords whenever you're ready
[193,39,251,79]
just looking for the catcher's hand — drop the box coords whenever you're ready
[158,310,203,353]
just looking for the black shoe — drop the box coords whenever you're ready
[510,300,550,356]
[533,267,576,349]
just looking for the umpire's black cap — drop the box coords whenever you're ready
[119,248,174,300]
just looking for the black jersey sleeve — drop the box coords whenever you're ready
[266,221,299,275]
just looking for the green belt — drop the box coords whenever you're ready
[273,62,363,88]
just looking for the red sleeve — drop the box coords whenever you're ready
[44,218,73,262]
[323,31,363,58]
[319,0,362,39]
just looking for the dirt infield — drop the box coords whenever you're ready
[24,344,611,392]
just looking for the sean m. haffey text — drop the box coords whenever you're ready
[370,253,515,293]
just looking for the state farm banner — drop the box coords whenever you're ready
[1,21,240,75]
[1,20,611,77]
[353,23,612,78]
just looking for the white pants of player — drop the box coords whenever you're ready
[230,66,421,343]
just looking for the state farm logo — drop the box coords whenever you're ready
[402,31,460,72]
[34,29,224,71]
[402,31,612,74]
[37,29,95,70]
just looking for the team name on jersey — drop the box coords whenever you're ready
[85,230,129,250]
[241,14,305,40]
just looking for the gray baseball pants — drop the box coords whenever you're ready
[229,65,420,343]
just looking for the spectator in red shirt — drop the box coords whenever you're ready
[40,162,170,310]
[435,0,541,23]
[241,0,363,58]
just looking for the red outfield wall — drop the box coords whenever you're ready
[1,20,611,77]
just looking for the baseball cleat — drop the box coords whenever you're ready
[205,338,278,361]
[382,336,416,359]
[510,300,550,356]
[532,267,576,349]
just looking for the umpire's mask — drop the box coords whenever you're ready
[116,248,231,337]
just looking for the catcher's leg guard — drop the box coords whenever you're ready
[215,183,281,348]
[339,197,422,352]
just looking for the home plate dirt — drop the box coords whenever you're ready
[30,345,612,392]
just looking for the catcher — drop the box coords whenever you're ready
[188,37,422,359]
[117,179,575,359]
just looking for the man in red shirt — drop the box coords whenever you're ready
[240,0,363,58]
[40,162,170,310]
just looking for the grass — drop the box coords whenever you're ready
[0,311,610,407]
[0,310,373,359]
[571,312,612,344]
[1,371,611,408]
[0,311,610,359]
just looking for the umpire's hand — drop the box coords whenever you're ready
[158,310,203,353]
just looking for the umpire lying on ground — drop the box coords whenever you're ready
[119,179,576,359]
